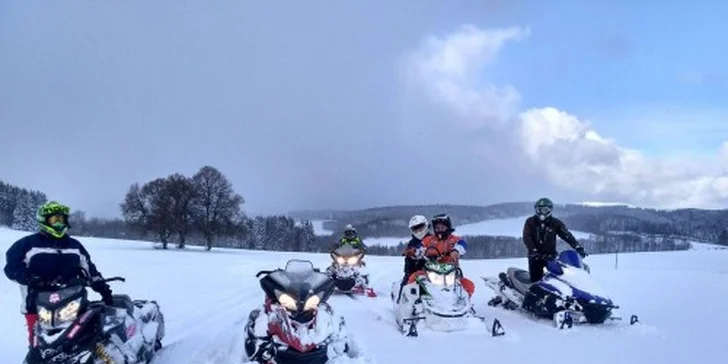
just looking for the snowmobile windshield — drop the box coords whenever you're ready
[332,245,363,265]
[558,250,584,268]
[263,260,334,313]
[332,244,362,257]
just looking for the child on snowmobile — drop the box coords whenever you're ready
[401,215,430,286]
[523,198,588,283]
[3,201,114,345]
[405,214,475,297]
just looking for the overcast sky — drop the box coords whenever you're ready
[1,1,727,218]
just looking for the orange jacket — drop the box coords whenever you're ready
[420,234,467,263]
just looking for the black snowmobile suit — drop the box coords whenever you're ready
[522,215,583,283]
[401,233,430,285]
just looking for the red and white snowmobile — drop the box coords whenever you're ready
[243,259,361,364]
[325,245,377,297]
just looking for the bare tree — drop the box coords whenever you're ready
[191,166,244,250]
[166,173,197,249]
[121,179,175,248]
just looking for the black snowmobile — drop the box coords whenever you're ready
[23,272,165,364]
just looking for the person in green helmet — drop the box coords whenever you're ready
[522,197,587,283]
[331,224,367,251]
[3,201,113,345]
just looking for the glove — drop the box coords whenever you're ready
[447,250,460,261]
[528,250,542,260]
[575,246,588,258]
[90,278,114,306]
[23,274,44,288]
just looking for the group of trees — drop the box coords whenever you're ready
[120,166,318,251]
[121,166,244,249]
[0,181,47,231]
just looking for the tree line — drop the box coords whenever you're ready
[0,181,48,231]
[361,232,690,259]
[119,165,317,251]
[0,172,706,257]
[0,167,319,253]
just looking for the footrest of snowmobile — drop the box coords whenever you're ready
[607,314,639,325]
[350,286,377,297]
[401,317,424,337]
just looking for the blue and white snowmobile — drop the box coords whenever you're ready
[482,250,638,329]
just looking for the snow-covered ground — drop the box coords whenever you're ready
[2,227,724,363]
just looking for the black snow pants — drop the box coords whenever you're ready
[528,257,548,283]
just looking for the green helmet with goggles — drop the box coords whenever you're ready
[36,201,71,238]
[534,197,554,221]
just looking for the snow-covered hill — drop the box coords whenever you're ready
[1,227,725,363]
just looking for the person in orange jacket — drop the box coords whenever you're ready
[406,214,475,297]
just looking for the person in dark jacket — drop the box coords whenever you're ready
[523,197,587,283]
[401,215,430,285]
[3,201,113,345]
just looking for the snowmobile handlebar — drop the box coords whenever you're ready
[255,269,275,278]
[424,246,458,259]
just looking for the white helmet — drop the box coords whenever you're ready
[408,215,429,240]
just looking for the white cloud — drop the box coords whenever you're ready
[402,25,529,129]
[403,24,728,209]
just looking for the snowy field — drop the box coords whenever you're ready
[1,227,725,363]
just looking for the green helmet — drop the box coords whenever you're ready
[534,197,553,220]
[36,201,71,238]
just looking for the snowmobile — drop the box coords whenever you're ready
[23,273,165,364]
[390,247,504,337]
[482,250,639,329]
[243,259,359,364]
[325,244,376,297]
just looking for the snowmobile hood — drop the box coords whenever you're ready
[258,260,335,313]
[540,265,614,306]
[37,285,86,311]
[424,261,457,275]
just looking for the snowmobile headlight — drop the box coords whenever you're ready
[426,271,444,286]
[38,307,52,325]
[303,294,320,311]
[57,299,81,322]
[277,293,298,311]
[335,256,346,265]
[444,272,456,286]
[346,256,360,265]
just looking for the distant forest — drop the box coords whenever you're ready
[2,168,725,258]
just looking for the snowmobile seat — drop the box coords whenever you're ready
[110,294,135,316]
[506,268,533,295]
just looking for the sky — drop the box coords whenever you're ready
[1,0,727,218]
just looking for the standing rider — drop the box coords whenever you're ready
[3,201,114,345]
[523,197,587,283]
[406,214,475,297]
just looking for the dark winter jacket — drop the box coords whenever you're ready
[403,234,429,274]
[522,215,582,259]
[4,232,103,287]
